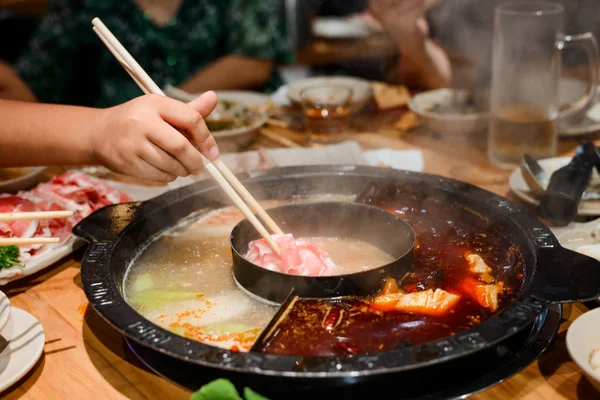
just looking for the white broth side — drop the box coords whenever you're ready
[124,200,393,352]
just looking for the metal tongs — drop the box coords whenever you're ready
[521,141,600,226]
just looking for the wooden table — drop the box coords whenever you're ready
[4,106,600,399]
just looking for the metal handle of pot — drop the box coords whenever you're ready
[530,246,600,303]
[72,202,143,243]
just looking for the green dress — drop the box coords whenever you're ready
[15,0,294,108]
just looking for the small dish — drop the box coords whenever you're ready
[0,307,45,393]
[205,99,268,152]
[509,156,600,216]
[566,307,600,392]
[0,167,47,194]
[286,76,373,112]
[408,89,489,138]
[163,86,270,152]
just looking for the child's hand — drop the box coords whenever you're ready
[90,91,219,182]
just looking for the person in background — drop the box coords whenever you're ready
[370,0,600,93]
[0,0,293,107]
[369,0,450,90]
[0,92,219,183]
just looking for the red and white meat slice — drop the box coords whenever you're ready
[1,171,132,264]
[0,195,40,239]
[245,234,340,276]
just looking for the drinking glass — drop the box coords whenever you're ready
[300,85,353,144]
[488,1,599,168]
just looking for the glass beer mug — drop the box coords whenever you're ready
[488,1,600,168]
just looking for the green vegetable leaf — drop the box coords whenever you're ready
[243,387,269,400]
[191,379,243,400]
[0,246,23,269]
[132,273,154,292]
[190,379,270,400]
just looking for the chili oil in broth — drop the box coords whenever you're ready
[255,186,526,356]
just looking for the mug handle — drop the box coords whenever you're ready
[558,32,600,119]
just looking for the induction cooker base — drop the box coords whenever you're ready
[125,304,561,400]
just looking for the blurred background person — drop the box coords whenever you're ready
[0,0,293,107]
[371,0,600,95]
[369,0,450,90]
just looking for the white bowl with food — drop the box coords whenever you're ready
[566,307,600,392]
[408,88,489,138]
[163,86,270,152]
[0,167,47,193]
[286,75,373,112]
[205,98,269,152]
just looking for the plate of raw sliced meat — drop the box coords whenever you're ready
[0,171,131,285]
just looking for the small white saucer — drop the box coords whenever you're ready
[0,308,45,393]
[566,307,600,392]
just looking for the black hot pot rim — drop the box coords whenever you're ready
[73,165,600,380]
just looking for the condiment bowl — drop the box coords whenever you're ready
[566,307,600,392]
[408,88,489,138]
[230,201,415,305]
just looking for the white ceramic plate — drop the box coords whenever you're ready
[0,167,47,194]
[509,156,600,216]
[0,238,82,286]
[566,307,600,392]
[285,76,373,112]
[0,308,45,394]
[0,292,10,336]
[550,218,600,306]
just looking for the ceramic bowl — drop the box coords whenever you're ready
[286,75,374,112]
[566,307,600,392]
[204,99,268,152]
[163,86,270,152]
[0,167,47,194]
[408,88,489,138]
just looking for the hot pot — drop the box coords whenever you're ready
[74,165,600,390]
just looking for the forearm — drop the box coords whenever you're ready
[395,39,452,90]
[0,62,37,102]
[0,100,99,167]
[179,55,274,92]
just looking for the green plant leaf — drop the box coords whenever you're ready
[190,379,243,400]
[243,387,269,400]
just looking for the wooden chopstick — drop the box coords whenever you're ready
[0,237,61,246]
[266,117,289,129]
[259,128,303,148]
[92,27,152,95]
[91,17,285,252]
[0,211,74,222]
